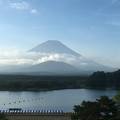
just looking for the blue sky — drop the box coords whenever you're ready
[0,0,120,67]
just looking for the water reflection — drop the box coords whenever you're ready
[0,89,117,112]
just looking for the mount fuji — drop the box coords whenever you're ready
[29,40,80,56]
[0,40,116,75]
[26,40,115,75]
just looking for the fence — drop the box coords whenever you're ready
[0,110,72,120]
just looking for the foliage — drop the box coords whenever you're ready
[0,69,120,90]
[87,70,120,89]
[0,75,87,91]
[113,91,120,104]
[0,114,7,120]
[71,96,118,120]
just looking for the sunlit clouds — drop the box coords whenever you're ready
[0,49,86,66]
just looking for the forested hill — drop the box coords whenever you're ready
[0,75,87,91]
[87,69,120,89]
[0,70,120,90]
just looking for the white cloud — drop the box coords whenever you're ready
[0,49,84,66]
[4,0,39,14]
[9,1,29,10]
[30,9,38,14]
[0,49,119,68]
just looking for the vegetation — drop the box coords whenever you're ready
[0,69,119,91]
[71,96,120,120]
[87,70,120,89]
[0,114,7,120]
[113,91,120,104]
[0,75,87,91]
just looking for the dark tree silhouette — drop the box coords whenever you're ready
[0,114,7,120]
[71,96,118,120]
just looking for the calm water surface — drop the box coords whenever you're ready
[0,89,117,112]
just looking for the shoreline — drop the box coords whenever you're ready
[0,87,117,92]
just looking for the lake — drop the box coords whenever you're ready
[0,89,117,112]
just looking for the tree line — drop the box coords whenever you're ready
[0,69,120,90]
[87,69,120,89]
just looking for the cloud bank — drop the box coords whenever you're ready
[0,49,86,66]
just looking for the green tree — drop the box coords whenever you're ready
[97,96,117,120]
[0,114,7,120]
[71,96,118,120]
[113,91,120,119]
[71,101,99,120]
[113,91,120,104]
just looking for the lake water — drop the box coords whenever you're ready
[0,89,117,112]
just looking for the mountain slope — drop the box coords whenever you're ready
[0,40,115,75]
[25,61,79,75]
[28,40,115,73]
[29,40,80,56]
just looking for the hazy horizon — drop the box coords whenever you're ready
[0,0,119,68]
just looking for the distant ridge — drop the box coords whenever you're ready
[0,40,115,75]
[28,40,116,73]
[29,40,80,56]
[25,60,79,75]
